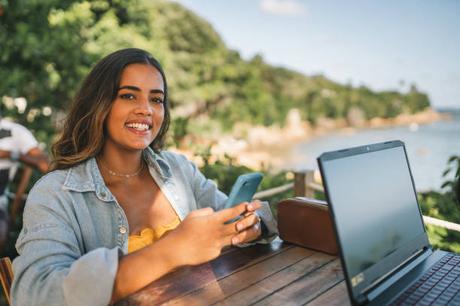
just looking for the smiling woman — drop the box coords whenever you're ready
[51,49,171,168]
[104,64,165,154]
[10,48,278,306]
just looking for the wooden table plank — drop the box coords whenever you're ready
[306,281,350,306]
[214,250,336,306]
[116,242,349,306]
[253,258,343,306]
[119,240,290,306]
[167,246,315,305]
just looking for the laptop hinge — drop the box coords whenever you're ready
[364,247,432,302]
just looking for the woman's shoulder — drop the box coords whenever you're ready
[158,150,190,164]
[23,169,71,213]
[33,169,69,189]
[156,150,198,172]
[30,160,92,195]
[25,161,96,213]
[147,149,197,178]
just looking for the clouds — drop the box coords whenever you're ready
[259,0,307,16]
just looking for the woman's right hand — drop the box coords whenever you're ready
[112,202,257,302]
[166,202,249,267]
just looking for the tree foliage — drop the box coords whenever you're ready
[418,155,460,253]
[1,0,432,149]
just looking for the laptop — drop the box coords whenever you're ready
[317,140,460,305]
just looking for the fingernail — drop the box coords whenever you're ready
[237,223,243,231]
[232,237,239,244]
[247,204,253,210]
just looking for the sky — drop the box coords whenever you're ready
[174,0,460,109]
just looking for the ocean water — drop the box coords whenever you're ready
[289,110,460,192]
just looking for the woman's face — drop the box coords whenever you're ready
[104,63,165,153]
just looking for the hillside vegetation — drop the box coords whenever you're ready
[1,0,430,147]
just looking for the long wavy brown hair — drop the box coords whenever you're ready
[51,48,170,170]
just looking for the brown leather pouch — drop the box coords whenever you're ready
[277,197,338,255]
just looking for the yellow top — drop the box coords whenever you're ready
[128,216,181,253]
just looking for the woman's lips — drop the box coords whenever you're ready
[124,121,153,135]
[125,122,151,131]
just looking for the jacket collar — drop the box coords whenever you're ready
[143,148,172,180]
[62,147,172,199]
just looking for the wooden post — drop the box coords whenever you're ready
[294,171,306,197]
[305,170,315,198]
[294,170,316,198]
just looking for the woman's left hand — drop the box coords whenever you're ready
[232,200,263,245]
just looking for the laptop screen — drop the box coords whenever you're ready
[318,141,428,297]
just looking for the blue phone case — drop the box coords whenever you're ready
[224,172,263,209]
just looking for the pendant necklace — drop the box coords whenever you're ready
[98,159,145,179]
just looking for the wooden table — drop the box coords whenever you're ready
[118,238,350,305]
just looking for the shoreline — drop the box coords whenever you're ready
[175,108,451,171]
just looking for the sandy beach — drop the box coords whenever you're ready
[174,108,450,171]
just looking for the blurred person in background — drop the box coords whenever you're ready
[0,112,49,252]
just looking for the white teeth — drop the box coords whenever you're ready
[126,123,149,131]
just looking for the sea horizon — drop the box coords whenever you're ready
[289,109,460,192]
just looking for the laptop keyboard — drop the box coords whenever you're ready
[391,253,460,306]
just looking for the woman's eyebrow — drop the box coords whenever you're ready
[150,89,165,95]
[118,85,164,95]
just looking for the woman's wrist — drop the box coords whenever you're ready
[153,234,183,269]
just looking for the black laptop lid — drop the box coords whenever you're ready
[318,140,429,302]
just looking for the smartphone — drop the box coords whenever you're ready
[224,172,263,209]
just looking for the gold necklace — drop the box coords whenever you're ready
[98,159,145,179]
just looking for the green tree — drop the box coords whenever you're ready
[418,155,460,253]
[1,0,433,149]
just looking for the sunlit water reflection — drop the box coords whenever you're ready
[289,110,460,192]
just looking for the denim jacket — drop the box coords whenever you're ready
[11,148,277,306]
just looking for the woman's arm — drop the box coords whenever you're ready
[13,172,251,305]
[12,180,119,306]
[111,203,249,302]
